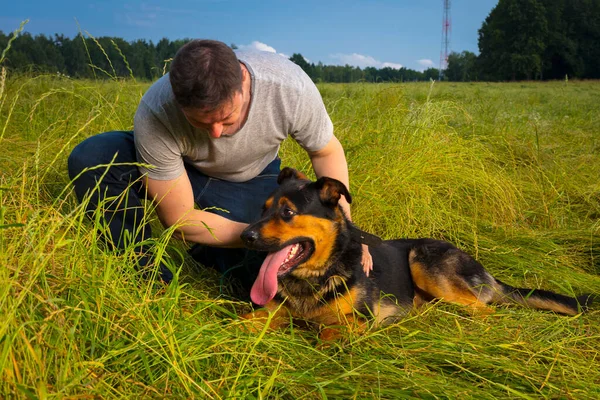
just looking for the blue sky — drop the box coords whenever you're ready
[1,0,498,71]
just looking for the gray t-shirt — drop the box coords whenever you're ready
[134,50,333,183]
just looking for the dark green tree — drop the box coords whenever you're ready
[560,0,600,79]
[422,68,440,81]
[128,39,155,80]
[445,51,478,81]
[540,0,580,79]
[478,0,548,80]
[57,34,89,77]
[0,31,442,83]
[289,53,313,78]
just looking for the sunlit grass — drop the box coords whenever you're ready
[0,71,599,398]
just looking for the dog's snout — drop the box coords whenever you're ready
[241,228,260,245]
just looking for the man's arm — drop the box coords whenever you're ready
[144,172,247,247]
[308,135,352,216]
[308,135,374,275]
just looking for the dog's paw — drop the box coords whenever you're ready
[238,310,271,333]
[239,309,293,333]
[318,326,344,342]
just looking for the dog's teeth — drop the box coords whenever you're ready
[284,244,300,263]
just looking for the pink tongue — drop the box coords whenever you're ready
[251,245,294,305]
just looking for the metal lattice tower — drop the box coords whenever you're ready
[439,0,451,80]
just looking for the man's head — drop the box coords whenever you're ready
[170,39,246,138]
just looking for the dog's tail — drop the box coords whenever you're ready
[493,280,595,315]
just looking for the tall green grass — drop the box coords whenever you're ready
[1,68,599,398]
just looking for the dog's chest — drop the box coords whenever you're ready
[278,277,370,325]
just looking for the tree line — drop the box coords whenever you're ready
[446,0,600,81]
[0,31,190,80]
[1,0,598,82]
[0,31,438,82]
[287,53,438,83]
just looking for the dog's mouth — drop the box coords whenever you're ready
[276,241,313,276]
[250,240,313,306]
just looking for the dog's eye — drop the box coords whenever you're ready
[281,207,296,219]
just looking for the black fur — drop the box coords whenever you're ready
[241,168,594,330]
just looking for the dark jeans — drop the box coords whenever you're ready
[67,130,280,290]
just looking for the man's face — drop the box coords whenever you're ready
[182,90,244,138]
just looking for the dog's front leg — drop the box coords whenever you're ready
[239,301,291,332]
[318,314,368,342]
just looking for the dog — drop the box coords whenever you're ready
[240,167,593,337]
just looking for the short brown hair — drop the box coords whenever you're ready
[169,39,242,111]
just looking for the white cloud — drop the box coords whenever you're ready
[329,53,403,69]
[238,41,289,58]
[417,59,435,70]
[241,41,277,53]
[330,53,378,68]
[382,62,404,69]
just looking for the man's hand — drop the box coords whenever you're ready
[362,244,373,276]
[308,136,375,276]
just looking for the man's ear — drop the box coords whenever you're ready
[313,177,352,207]
[277,167,309,185]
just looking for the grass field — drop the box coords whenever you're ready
[1,68,599,398]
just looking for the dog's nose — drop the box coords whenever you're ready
[241,229,259,245]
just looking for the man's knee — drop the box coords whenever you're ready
[68,131,135,180]
[68,138,95,180]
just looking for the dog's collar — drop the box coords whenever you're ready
[348,223,383,247]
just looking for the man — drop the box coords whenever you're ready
[68,39,371,290]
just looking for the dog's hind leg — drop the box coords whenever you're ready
[409,260,496,315]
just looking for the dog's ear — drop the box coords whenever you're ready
[314,177,352,207]
[277,167,309,185]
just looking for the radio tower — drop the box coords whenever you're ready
[439,0,451,80]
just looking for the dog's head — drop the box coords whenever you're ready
[241,167,352,305]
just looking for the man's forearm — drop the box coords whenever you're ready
[145,174,248,248]
[309,136,352,219]
[166,208,248,248]
[309,135,373,273]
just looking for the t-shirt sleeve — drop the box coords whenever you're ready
[133,101,185,181]
[290,80,334,152]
